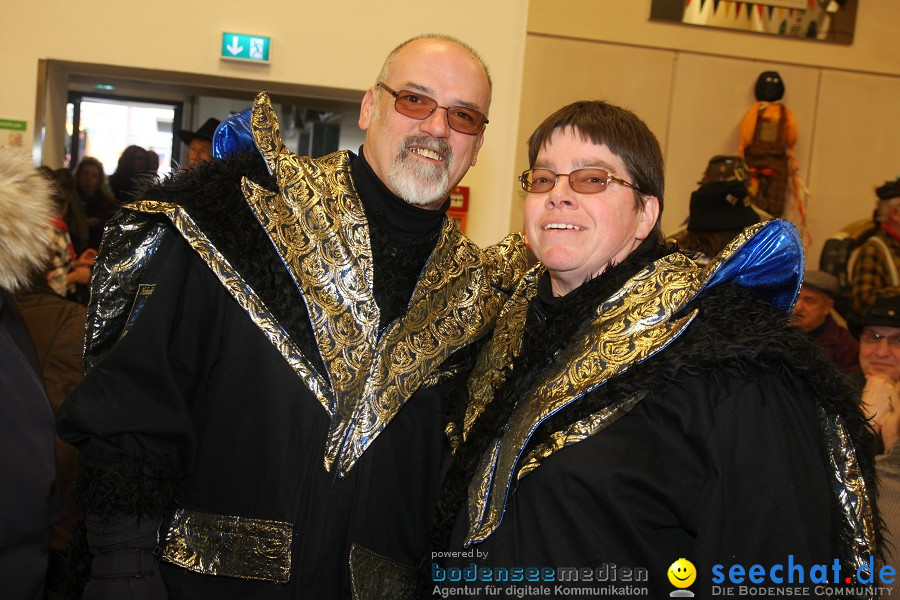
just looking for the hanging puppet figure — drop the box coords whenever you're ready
[738,71,798,218]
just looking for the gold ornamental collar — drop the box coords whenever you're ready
[463,249,703,546]
[248,92,525,477]
[463,222,785,546]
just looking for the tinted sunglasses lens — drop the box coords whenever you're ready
[447,108,485,135]
[570,169,610,193]
[394,91,436,118]
[522,170,555,193]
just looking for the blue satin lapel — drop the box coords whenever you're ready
[213,107,255,160]
[704,219,804,312]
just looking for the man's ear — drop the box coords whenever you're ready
[358,87,375,131]
[470,132,485,166]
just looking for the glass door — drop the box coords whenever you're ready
[66,93,182,178]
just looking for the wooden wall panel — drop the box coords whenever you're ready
[805,71,900,266]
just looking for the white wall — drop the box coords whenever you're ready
[1,0,530,246]
[3,0,897,253]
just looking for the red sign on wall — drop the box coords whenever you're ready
[449,186,469,212]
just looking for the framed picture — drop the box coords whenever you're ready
[649,0,858,45]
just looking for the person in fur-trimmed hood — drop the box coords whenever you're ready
[57,35,526,599]
[0,147,59,599]
[420,101,881,600]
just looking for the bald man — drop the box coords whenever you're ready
[59,35,525,599]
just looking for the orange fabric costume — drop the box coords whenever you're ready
[738,101,798,217]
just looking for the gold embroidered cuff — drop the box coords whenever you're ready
[161,508,293,583]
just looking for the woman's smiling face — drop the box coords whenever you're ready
[524,127,658,296]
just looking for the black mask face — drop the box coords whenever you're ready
[755,71,785,102]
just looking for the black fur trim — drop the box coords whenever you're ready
[63,455,175,598]
[362,199,439,329]
[134,152,325,374]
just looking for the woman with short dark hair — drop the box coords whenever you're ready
[424,100,879,599]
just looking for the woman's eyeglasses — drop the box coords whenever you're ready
[518,168,642,194]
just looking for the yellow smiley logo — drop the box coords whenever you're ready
[668,558,696,588]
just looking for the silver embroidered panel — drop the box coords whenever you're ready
[162,508,293,583]
[83,211,170,371]
[819,406,877,576]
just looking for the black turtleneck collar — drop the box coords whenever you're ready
[349,147,453,329]
[350,147,449,241]
[536,241,668,301]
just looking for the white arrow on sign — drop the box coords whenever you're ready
[226,36,244,55]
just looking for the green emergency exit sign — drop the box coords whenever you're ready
[221,33,270,63]
[0,119,26,131]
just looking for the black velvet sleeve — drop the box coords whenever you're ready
[58,231,223,516]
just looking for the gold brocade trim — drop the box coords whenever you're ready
[349,543,417,600]
[127,200,333,413]
[161,508,293,583]
[516,391,647,480]
[452,265,543,451]
[249,91,526,477]
[421,361,462,391]
[464,222,775,546]
[820,407,878,576]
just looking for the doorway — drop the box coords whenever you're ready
[66,93,182,177]
[36,59,365,171]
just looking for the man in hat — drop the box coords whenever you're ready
[870,296,900,589]
[791,269,859,373]
[851,178,900,314]
[857,294,900,439]
[176,116,220,169]
[58,34,524,599]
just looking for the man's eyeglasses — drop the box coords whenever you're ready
[860,329,900,348]
[518,168,642,195]
[376,82,488,136]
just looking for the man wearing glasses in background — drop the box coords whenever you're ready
[857,295,900,448]
[59,34,524,599]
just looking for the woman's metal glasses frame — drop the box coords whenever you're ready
[518,168,642,195]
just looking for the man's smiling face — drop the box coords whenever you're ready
[358,37,491,210]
